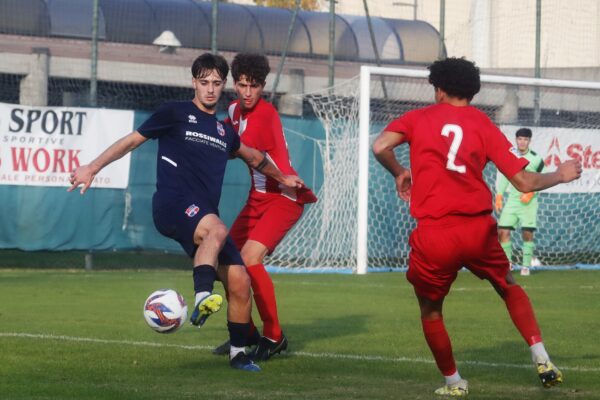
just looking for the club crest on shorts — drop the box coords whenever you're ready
[185,204,200,217]
[216,121,226,137]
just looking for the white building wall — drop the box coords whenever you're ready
[297,0,600,69]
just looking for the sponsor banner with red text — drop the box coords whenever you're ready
[500,125,600,193]
[0,102,134,188]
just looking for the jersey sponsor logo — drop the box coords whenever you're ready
[216,121,225,137]
[188,115,197,124]
[185,204,200,217]
[185,130,227,150]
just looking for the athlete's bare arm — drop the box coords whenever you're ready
[69,131,148,194]
[508,159,582,193]
[372,130,412,202]
[235,143,304,189]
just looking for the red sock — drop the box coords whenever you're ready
[422,318,457,376]
[504,285,542,345]
[246,263,282,341]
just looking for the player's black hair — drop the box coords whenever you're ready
[231,53,270,85]
[191,53,229,81]
[515,127,533,138]
[428,57,481,101]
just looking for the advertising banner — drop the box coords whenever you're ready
[0,103,134,189]
[499,125,600,193]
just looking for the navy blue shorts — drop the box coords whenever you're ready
[152,193,244,266]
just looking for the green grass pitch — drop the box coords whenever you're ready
[1,268,599,399]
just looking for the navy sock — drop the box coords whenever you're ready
[228,321,251,348]
[193,265,217,294]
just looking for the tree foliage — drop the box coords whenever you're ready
[254,0,321,11]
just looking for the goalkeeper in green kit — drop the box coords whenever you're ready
[495,128,545,276]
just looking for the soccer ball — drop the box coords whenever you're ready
[143,289,188,333]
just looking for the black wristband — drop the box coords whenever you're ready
[256,154,269,171]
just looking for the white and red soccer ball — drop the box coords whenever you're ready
[143,289,188,333]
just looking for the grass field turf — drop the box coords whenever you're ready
[1,268,599,399]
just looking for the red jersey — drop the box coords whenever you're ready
[384,103,528,220]
[226,98,316,204]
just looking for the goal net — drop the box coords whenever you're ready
[268,66,600,273]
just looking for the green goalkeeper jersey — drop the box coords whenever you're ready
[496,149,545,204]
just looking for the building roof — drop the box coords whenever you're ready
[0,0,444,64]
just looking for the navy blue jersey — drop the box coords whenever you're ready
[137,101,240,210]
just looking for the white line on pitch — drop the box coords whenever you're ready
[285,281,600,292]
[1,332,599,373]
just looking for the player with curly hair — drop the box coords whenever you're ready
[372,57,581,396]
[212,53,317,361]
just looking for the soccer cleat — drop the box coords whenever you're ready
[212,330,261,355]
[230,352,261,372]
[212,339,231,356]
[536,359,563,388]
[520,267,530,276]
[434,379,469,397]
[189,293,223,327]
[250,332,289,361]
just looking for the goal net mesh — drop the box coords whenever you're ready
[268,70,600,271]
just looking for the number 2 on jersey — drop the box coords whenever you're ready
[441,124,466,173]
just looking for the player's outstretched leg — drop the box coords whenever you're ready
[190,265,222,327]
[415,293,468,397]
[421,317,467,396]
[503,284,563,387]
[190,293,223,327]
[228,321,261,372]
[246,262,289,361]
[224,264,261,372]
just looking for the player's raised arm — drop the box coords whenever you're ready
[372,130,412,202]
[234,142,304,189]
[508,159,582,193]
[68,131,148,194]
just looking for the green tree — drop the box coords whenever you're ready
[254,0,321,11]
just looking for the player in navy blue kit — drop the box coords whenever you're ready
[68,53,304,372]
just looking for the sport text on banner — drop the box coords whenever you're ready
[0,102,134,189]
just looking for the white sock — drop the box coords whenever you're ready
[195,291,210,306]
[445,371,462,385]
[530,342,550,363]
[230,346,245,359]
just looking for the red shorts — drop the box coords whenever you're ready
[406,214,510,301]
[229,193,304,254]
